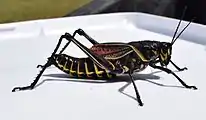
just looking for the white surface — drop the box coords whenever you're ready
[0,12,206,120]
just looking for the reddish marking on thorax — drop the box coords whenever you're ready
[90,44,120,55]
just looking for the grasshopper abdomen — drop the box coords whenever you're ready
[54,54,115,79]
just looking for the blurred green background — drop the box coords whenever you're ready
[0,0,91,23]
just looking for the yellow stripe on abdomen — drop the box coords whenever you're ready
[84,62,94,77]
[77,61,85,77]
[93,63,104,78]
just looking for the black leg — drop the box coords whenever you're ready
[36,64,44,68]
[12,34,67,92]
[63,32,123,73]
[73,28,99,45]
[170,60,187,71]
[12,58,53,92]
[36,61,53,68]
[119,82,139,101]
[150,64,197,90]
[59,28,99,54]
[38,29,96,68]
[129,73,144,106]
[58,31,148,73]
[58,40,71,54]
[12,32,122,92]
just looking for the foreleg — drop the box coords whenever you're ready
[170,60,187,71]
[129,73,144,106]
[150,64,197,90]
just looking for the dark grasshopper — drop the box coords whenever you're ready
[12,11,197,106]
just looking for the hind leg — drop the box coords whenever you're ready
[12,32,122,92]
[59,28,99,54]
[12,34,68,92]
[38,29,99,69]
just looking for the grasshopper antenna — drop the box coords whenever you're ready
[171,17,195,44]
[171,6,187,44]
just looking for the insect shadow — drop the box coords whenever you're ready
[34,70,185,101]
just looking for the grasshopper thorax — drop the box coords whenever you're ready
[129,41,172,67]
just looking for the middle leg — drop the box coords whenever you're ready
[129,73,144,106]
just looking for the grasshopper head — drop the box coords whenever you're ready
[158,7,194,66]
[159,42,172,66]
